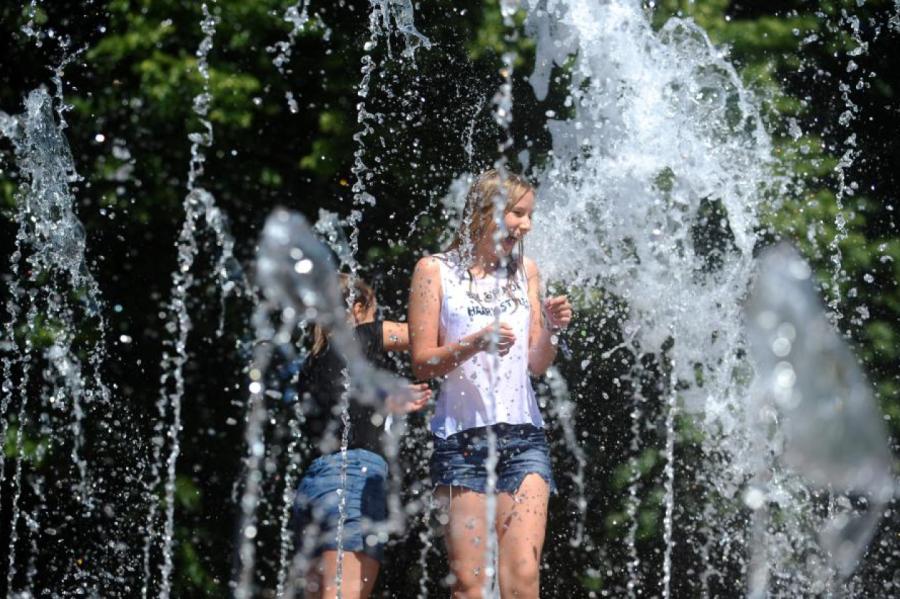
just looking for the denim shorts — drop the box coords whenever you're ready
[430,423,556,495]
[292,449,388,562]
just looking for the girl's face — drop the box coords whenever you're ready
[493,189,534,257]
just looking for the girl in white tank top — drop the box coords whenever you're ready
[408,170,573,598]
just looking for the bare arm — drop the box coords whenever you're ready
[526,257,571,376]
[382,321,409,352]
[377,323,434,412]
[408,256,497,381]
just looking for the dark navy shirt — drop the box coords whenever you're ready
[297,320,389,459]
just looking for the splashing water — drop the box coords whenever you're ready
[521,0,769,595]
[826,9,870,328]
[0,90,100,295]
[469,4,525,592]
[623,364,647,599]
[372,0,433,60]
[2,0,896,595]
[0,87,116,594]
[146,4,245,597]
[746,243,894,592]
[269,0,311,113]
[0,89,100,493]
[544,367,588,547]
[325,2,432,591]
[415,491,437,599]
[270,0,311,75]
[346,0,432,269]
[518,0,892,595]
[313,208,356,272]
[20,0,42,45]
[254,210,409,414]
[5,300,36,594]
[274,395,310,598]
[349,0,431,221]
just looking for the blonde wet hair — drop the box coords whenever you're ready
[447,168,533,260]
[446,169,534,306]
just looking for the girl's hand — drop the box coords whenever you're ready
[543,296,572,331]
[393,382,431,414]
[476,322,516,356]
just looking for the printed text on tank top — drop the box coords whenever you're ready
[464,281,527,318]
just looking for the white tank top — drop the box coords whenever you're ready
[430,251,544,438]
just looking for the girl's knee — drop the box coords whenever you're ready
[451,585,484,599]
[499,556,541,596]
[449,561,487,599]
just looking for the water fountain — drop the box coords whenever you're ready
[524,1,772,595]
[144,3,247,597]
[0,82,147,594]
[745,243,894,596]
[0,0,896,597]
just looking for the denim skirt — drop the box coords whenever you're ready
[292,449,389,562]
[430,423,556,495]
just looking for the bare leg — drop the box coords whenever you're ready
[496,474,549,599]
[436,485,489,599]
[305,550,380,599]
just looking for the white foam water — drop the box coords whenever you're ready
[515,1,891,595]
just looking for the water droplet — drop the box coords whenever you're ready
[773,361,796,389]
[294,258,313,274]
[743,487,766,510]
[772,337,791,357]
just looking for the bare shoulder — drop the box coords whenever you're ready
[411,255,443,297]
[414,254,442,276]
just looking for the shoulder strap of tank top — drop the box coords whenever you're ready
[434,251,465,288]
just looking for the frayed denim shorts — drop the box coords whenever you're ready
[430,423,556,495]
[292,449,388,562]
